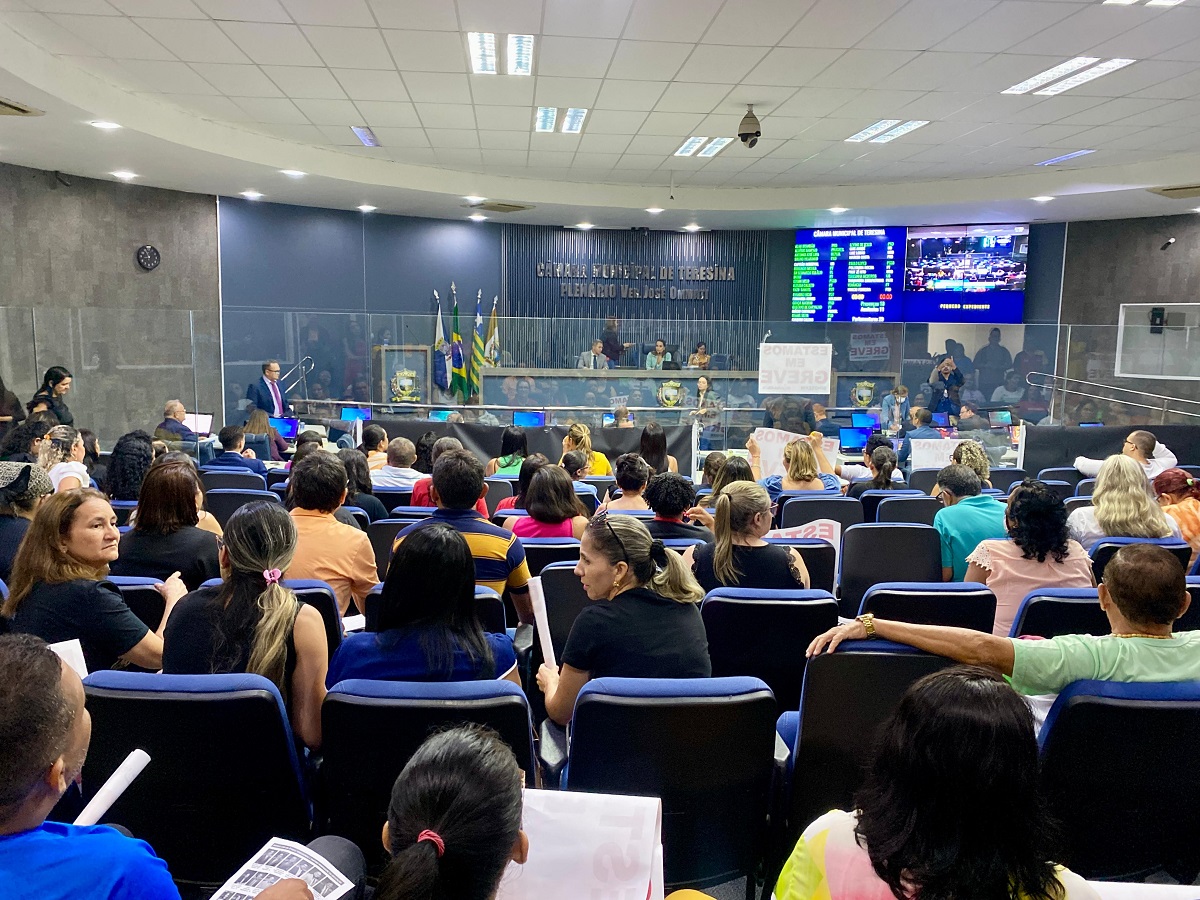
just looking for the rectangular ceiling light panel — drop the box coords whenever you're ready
[870,120,930,143]
[351,125,380,147]
[561,107,588,133]
[468,32,497,74]
[675,136,708,156]
[508,35,534,75]
[535,106,557,132]
[1033,58,1136,95]
[1036,149,1096,165]
[697,137,734,157]
[1002,57,1099,94]
[844,119,901,142]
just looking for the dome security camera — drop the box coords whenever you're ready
[738,105,761,148]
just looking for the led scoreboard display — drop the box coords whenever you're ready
[791,227,906,323]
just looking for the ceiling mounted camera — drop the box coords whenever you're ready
[738,105,761,148]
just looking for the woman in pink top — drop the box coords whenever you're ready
[503,465,589,540]
[965,479,1095,637]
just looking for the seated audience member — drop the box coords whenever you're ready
[578,339,608,370]
[990,369,1026,405]
[1067,455,1180,552]
[4,490,186,671]
[372,438,423,490]
[410,437,488,517]
[811,403,840,437]
[38,426,87,493]
[688,456,757,528]
[950,438,992,487]
[811,544,1200,700]
[748,435,838,501]
[645,339,672,370]
[819,432,902,485]
[687,341,711,370]
[495,454,549,513]
[537,514,709,725]
[964,480,1094,637]
[561,423,613,477]
[207,425,268,477]
[484,426,528,477]
[26,366,74,427]
[700,451,725,487]
[504,466,589,539]
[376,725,527,900]
[413,431,437,474]
[287,430,324,471]
[1074,429,1176,479]
[775,666,1095,900]
[683,482,810,593]
[932,464,1007,582]
[1154,467,1200,570]
[898,408,943,468]
[602,453,651,511]
[285,453,377,616]
[109,461,220,591]
[337,448,389,523]
[561,449,594,487]
[880,385,909,432]
[611,406,635,428]
[78,430,102,486]
[639,421,678,475]
[847,445,901,500]
[327,524,518,687]
[359,425,389,471]
[644,473,713,544]
[955,401,989,430]
[394,450,532,622]
[0,419,51,464]
[243,408,288,462]
[149,451,223,536]
[153,399,198,444]
[102,431,156,500]
[0,463,53,583]
[163,501,326,751]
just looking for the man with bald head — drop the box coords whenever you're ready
[372,437,422,489]
[1074,429,1177,479]
[153,400,198,443]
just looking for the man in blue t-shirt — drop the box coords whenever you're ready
[932,464,1008,582]
[0,635,313,900]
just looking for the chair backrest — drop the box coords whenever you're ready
[773,489,832,526]
[566,676,777,889]
[266,469,290,488]
[204,488,280,527]
[662,538,706,549]
[521,538,582,577]
[373,488,413,511]
[81,672,309,886]
[605,508,655,517]
[763,538,836,593]
[859,581,996,632]
[906,468,941,495]
[1039,679,1200,879]
[1037,467,1083,487]
[0,577,6,600]
[1090,537,1192,581]
[107,576,166,631]
[364,583,505,634]
[1076,477,1096,496]
[340,505,369,531]
[367,518,407,581]
[109,499,138,527]
[582,476,615,496]
[242,433,271,463]
[201,469,266,492]
[1041,480,1074,502]
[839,524,942,617]
[320,679,534,868]
[1178,577,1200,631]
[780,496,864,531]
[701,589,838,713]
[539,561,593,656]
[284,579,343,658]
[1009,588,1107,638]
[875,495,943,526]
[575,488,599,515]
[987,467,1027,492]
[1063,496,1092,516]
[386,504,436,520]
[483,477,514,515]
[859,488,925,522]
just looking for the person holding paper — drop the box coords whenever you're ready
[747,436,838,503]
[537,513,709,726]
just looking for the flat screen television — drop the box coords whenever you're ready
[901,224,1027,323]
[513,411,546,428]
[791,227,906,323]
[851,412,880,429]
[989,410,1013,426]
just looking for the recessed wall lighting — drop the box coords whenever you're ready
[351,125,380,147]
[467,32,497,75]
[682,223,703,232]
[110,171,137,181]
[561,107,588,134]
[870,120,930,143]
[1003,58,1099,94]
[844,120,902,143]
[89,121,121,130]
[645,207,664,214]
[828,207,849,214]
[240,190,263,200]
[534,107,557,133]
[1033,58,1136,96]
[697,137,734,158]
[575,222,594,230]
[1036,149,1096,165]
[675,136,708,157]
[1031,196,1055,202]
[464,195,486,204]
[469,214,488,222]
[507,35,534,75]
[357,205,376,212]
[280,169,305,178]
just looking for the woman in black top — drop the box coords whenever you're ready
[0,419,51,464]
[337,448,389,522]
[109,460,220,590]
[684,481,810,594]
[536,513,710,726]
[0,462,53,583]
[102,431,154,501]
[847,445,901,499]
[27,366,74,426]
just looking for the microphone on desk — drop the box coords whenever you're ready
[762,330,772,343]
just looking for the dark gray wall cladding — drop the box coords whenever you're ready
[0,161,221,444]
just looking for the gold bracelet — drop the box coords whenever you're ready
[856,613,877,638]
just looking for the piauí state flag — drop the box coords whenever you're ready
[469,292,486,398]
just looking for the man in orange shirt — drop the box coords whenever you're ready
[287,452,377,615]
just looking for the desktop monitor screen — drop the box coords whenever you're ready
[931,412,950,427]
[428,410,453,422]
[181,413,212,435]
[851,412,880,429]
[340,407,372,421]
[839,426,872,453]
[269,417,299,440]
[1079,421,1104,427]
[988,410,1013,426]
[513,411,546,428]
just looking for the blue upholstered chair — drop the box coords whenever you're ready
[203,488,280,527]
[838,524,942,617]
[859,581,997,632]
[1089,537,1191,580]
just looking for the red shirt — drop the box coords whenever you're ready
[410,477,489,518]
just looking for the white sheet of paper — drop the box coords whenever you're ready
[74,749,151,826]
[528,576,556,669]
[910,438,962,471]
[49,639,88,679]
[341,614,365,633]
[210,837,354,899]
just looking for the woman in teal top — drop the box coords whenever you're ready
[485,426,528,477]
[645,339,672,370]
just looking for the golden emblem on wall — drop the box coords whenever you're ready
[658,380,682,408]
[390,369,421,403]
[853,380,876,408]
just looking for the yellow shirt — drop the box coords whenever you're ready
[287,508,378,615]
[559,450,612,477]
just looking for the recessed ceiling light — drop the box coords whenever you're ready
[357,205,376,212]
[1192,207,1200,213]
[467,32,497,75]
[1146,0,1187,6]
[110,171,137,181]
[675,136,708,157]
[464,195,486,204]
[534,107,557,133]
[1102,0,1139,4]
[682,223,703,232]
[89,121,121,130]
[870,120,929,143]
[507,34,534,76]
[351,125,380,147]
[1036,149,1096,165]
[828,207,849,214]
[561,108,588,134]
[575,222,594,230]
[645,207,664,214]
[240,190,263,200]
[697,137,734,158]
[469,214,488,222]
[1031,196,1055,202]
[1002,57,1099,94]
[1033,58,1136,96]
[280,169,305,178]
[844,119,901,143]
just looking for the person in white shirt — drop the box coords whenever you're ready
[1067,454,1181,552]
[1074,429,1177,479]
[812,432,903,485]
[371,438,423,489]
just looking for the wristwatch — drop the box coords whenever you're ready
[855,613,877,638]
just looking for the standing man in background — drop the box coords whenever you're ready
[601,318,634,369]
[246,360,291,417]
[973,329,1012,400]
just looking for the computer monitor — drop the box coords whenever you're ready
[601,411,635,428]
[269,417,299,440]
[839,426,872,453]
[989,410,1013,427]
[428,410,453,422]
[931,412,951,427]
[340,407,372,421]
[851,412,880,429]
[181,413,212,436]
[513,411,546,428]
[1078,421,1103,428]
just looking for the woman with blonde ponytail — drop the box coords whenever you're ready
[683,481,810,593]
[560,421,613,476]
[162,500,328,750]
[536,512,710,725]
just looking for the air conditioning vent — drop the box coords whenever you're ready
[470,201,533,214]
[0,97,44,117]
[1148,184,1200,200]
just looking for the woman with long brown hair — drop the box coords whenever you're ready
[243,407,289,462]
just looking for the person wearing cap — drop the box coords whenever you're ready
[0,463,53,583]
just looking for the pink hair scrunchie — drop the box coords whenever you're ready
[262,568,282,585]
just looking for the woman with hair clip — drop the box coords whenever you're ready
[504,465,589,539]
[27,365,74,426]
[1154,467,1200,570]
[0,461,53,582]
[602,453,651,511]
[1067,455,1180,553]
[328,523,518,687]
[683,481,810,593]
[162,500,327,750]
[560,422,612,476]
[494,454,549,513]
[639,421,678,475]
[38,425,88,492]
[376,724,528,900]
[847,445,901,500]
[536,513,710,725]
[775,666,1096,900]
[485,425,528,477]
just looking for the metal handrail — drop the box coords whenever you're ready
[1026,371,1200,422]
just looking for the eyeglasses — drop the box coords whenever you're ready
[593,509,627,562]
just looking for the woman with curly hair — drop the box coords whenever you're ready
[1068,454,1179,553]
[101,431,155,501]
[966,479,1094,637]
[951,438,992,488]
[1153,467,1200,570]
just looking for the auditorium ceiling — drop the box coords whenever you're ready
[4,0,1200,228]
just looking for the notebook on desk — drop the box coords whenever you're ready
[181,413,213,436]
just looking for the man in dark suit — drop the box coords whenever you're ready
[245,359,290,417]
[208,425,268,476]
[153,399,198,443]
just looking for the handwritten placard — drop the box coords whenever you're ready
[910,438,962,471]
[758,343,832,395]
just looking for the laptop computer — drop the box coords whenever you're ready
[340,407,372,421]
[513,411,546,428]
[181,413,213,436]
[989,410,1013,427]
[931,412,951,428]
[839,426,872,453]
[269,417,300,441]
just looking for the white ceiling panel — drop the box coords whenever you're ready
[833,89,925,119]
[49,12,171,57]
[808,49,919,89]
[639,110,704,135]
[292,97,361,125]
[622,0,722,43]
[947,53,1066,94]
[742,46,842,86]
[781,0,907,50]
[467,76,535,106]
[111,0,203,18]
[1089,9,1200,60]
[1006,6,1145,56]
[1067,60,1197,98]
[624,134,686,155]
[881,52,993,92]
[192,0,289,23]
[232,96,308,123]
[332,68,408,102]
[432,148,482,166]
[534,75,601,108]
[3,11,101,54]
[24,0,118,13]
[771,86,862,118]
[1114,98,1200,128]
[117,59,218,93]
[133,17,248,63]
[932,1,1077,54]
[585,108,650,134]
[414,102,475,129]
[703,0,813,46]
[217,22,323,66]
[482,149,530,167]
[366,0,457,32]
[542,0,633,39]
[572,151,623,168]
[383,29,467,73]
[367,126,430,147]
[1052,96,1165,127]
[279,0,375,27]
[607,40,692,81]
[674,44,769,84]
[318,124,361,145]
[262,66,346,100]
[302,26,393,70]
[594,78,668,111]
[537,36,617,79]
[526,150,574,168]
[1132,68,1200,100]
[895,91,989,120]
[654,81,730,113]
[857,0,996,53]
[352,99,419,127]
[257,122,326,142]
[402,71,472,104]
[576,132,632,153]
[190,62,282,97]
[453,0,543,35]
[472,104,530,131]
[425,128,480,149]
[479,130,530,149]
[171,93,252,120]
